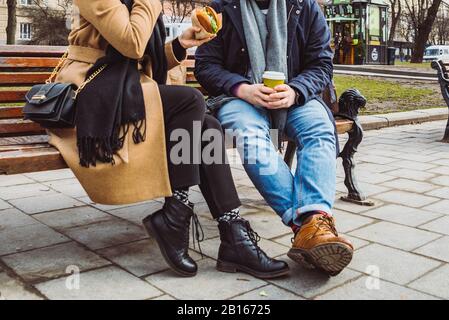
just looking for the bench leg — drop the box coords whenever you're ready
[337,89,374,206]
[339,120,374,206]
[443,116,449,143]
[284,141,296,169]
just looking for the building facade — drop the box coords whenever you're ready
[0,0,68,45]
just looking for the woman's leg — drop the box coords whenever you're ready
[143,85,205,277]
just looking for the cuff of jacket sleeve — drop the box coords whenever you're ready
[165,39,187,70]
[224,77,251,96]
[288,81,308,106]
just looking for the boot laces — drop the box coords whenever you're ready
[314,215,338,237]
[191,212,205,257]
[245,223,263,258]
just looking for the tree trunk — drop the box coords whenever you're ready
[6,0,17,45]
[388,0,401,46]
[411,0,443,63]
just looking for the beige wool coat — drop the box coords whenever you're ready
[50,0,185,204]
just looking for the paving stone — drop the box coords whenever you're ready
[431,176,449,187]
[373,190,439,208]
[357,155,398,165]
[0,272,43,300]
[231,285,304,300]
[432,159,449,166]
[381,179,437,194]
[337,181,391,197]
[9,194,85,215]
[389,160,436,171]
[98,239,201,277]
[43,179,87,198]
[426,187,449,199]
[198,236,287,260]
[421,200,449,215]
[354,172,396,184]
[78,196,142,211]
[0,183,56,201]
[244,212,290,239]
[361,204,442,227]
[108,201,163,225]
[24,169,75,182]
[0,208,37,229]
[348,244,441,285]
[36,266,161,300]
[383,168,436,182]
[414,236,449,262]
[146,258,266,300]
[152,295,175,300]
[268,256,360,299]
[409,264,449,299]
[0,223,69,256]
[419,216,449,235]
[0,174,34,187]
[349,221,440,251]
[316,276,437,300]
[0,199,11,211]
[2,242,111,283]
[62,218,147,250]
[333,210,374,233]
[33,206,111,231]
[333,198,378,214]
[427,166,449,176]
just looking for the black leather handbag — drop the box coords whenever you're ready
[23,52,106,129]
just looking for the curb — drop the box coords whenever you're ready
[359,108,448,131]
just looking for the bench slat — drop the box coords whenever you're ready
[0,90,27,102]
[0,119,44,136]
[0,45,66,57]
[0,72,49,85]
[0,146,66,174]
[0,57,59,69]
[0,135,49,146]
[0,106,23,119]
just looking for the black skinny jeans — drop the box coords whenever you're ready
[159,85,241,219]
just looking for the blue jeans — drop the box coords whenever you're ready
[217,99,336,226]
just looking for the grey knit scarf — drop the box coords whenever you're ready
[240,0,288,147]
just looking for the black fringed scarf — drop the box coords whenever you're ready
[75,0,167,167]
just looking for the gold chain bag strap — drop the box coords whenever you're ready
[23,51,107,128]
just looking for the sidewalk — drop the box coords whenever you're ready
[0,120,448,300]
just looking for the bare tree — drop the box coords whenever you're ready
[430,10,449,44]
[6,0,17,44]
[388,0,402,45]
[161,0,210,23]
[404,0,443,63]
[24,0,72,45]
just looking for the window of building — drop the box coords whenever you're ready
[19,0,33,5]
[19,23,32,40]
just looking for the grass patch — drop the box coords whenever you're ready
[334,74,444,114]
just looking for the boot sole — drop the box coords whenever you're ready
[216,260,290,279]
[287,242,353,277]
[143,218,197,278]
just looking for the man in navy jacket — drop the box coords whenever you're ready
[195,0,353,276]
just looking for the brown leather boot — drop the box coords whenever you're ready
[287,214,353,277]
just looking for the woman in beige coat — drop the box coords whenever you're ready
[51,0,288,278]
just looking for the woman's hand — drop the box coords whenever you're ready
[178,27,216,49]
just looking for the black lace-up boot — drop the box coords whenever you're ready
[143,197,203,277]
[217,219,290,279]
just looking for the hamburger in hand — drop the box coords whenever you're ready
[191,6,222,40]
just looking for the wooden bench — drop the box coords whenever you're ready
[0,45,371,206]
[432,60,449,143]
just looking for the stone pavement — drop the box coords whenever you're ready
[0,120,448,300]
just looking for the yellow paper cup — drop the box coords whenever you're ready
[263,71,286,89]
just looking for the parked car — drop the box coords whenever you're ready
[423,45,449,62]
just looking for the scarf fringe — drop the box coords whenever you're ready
[78,120,146,168]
